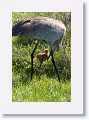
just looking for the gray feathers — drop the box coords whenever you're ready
[12,17,66,48]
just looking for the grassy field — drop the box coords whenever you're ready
[12,12,71,102]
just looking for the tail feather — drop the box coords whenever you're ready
[12,21,24,36]
[12,20,31,36]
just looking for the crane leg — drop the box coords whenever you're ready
[31,42,38,80]
[51,49,60,82]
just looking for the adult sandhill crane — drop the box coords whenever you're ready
[12,17,66,82]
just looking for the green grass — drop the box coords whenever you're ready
[13,77,71,102]
[12,12,71,102]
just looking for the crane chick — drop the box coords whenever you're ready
[36,49,49,68]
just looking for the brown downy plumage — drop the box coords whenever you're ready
[36,49,49,68]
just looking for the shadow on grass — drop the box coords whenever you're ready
[14,36,33,46]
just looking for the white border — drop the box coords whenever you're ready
[0,0,83,114]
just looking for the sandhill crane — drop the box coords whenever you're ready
[12,16,66,82]
[36,49,49,68]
